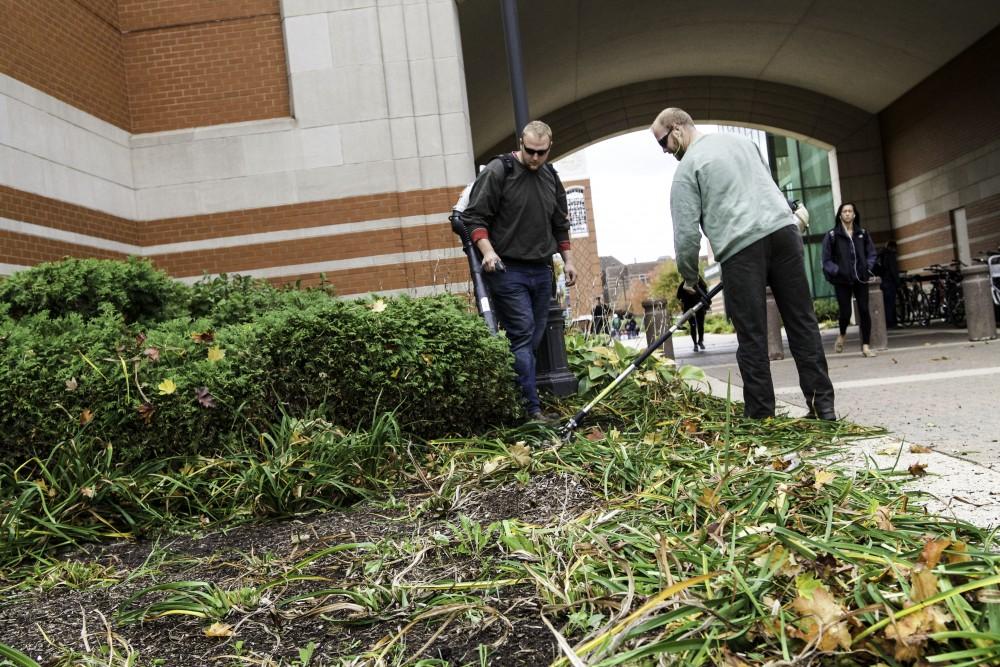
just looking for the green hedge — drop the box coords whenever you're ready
[0,260,522,467]
[0,257,188,324]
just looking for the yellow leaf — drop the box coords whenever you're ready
[370,299,387,313]
[909,444,932,453]
[483,458,502,475]
[207,346,225,363]
[157,379,177,395]
[509,442,531,467]
[204,622,233,638]
[813,469,836,490]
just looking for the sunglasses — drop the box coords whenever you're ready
[521,144,551,157]
[657,127,674,149]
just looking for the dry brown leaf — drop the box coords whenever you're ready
[908,463,928,476]
[909,444,933,453]
[874,505,895,531]
[911,565,939,602]
[791,586,852,651]
[946,541,971,564]
[79,408,94,425]
[720,647,753,666]
[771,458,791,471]
[585,427,605,441]
[919,538,952,569]
[884,604,952,661]
[204,622,233,637]
[680,419,699,434]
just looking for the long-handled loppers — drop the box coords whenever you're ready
[560,282,723,437]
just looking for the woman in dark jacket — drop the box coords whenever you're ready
[821,202,878,357]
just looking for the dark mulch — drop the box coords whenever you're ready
[0,473,596,665]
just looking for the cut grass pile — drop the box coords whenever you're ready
[1,348,999,665]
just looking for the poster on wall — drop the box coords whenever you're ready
[566,186,589,238]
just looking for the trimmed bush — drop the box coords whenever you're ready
[0,257,189,324]
[0,261,521,467]
[255,295,522,439]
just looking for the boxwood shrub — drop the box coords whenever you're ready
[0,257,189,324]
[0,261,521,467]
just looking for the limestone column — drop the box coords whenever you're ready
[961,264,998,341]
[642,299,674,359]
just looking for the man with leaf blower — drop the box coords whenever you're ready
[462,120,577,422]
[651,108,836,420]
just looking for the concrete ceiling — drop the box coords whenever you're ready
[457,0,1000,155]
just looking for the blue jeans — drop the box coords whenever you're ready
[485,263,553,415]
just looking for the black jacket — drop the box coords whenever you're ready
[822,223,877,285]
[462,155,570,263]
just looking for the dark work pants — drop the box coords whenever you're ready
[835,282,871,344]
[484,264,553,415]
[720,225,835,418]
[688,310,706,346]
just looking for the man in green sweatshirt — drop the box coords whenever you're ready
[650,107,835,420]
[463,120,577,421]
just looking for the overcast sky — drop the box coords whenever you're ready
[555,125,761,264]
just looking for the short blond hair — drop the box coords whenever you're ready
[651,108,694,133]
[521,120,553,142]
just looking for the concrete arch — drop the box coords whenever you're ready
[476,76,891,235]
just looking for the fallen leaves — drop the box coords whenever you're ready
[813,469,836,490]
[207,346,225,363]
[157,379,177,395]
[195,387,217,409]
[203,622,233,638]
[908,463,928,477]
[790,575,852,651]
[909,444,932,453]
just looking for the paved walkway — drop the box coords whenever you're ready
[624,323,1000,526]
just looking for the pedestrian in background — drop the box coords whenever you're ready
[677,276,710,352]
[651,107,836,420]
[592,296,609,336]
[463,120,576,422]
[821,202,878,357]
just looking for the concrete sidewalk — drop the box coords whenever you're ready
[643,324,1000,527]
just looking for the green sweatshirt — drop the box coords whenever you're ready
[670,133,797,284]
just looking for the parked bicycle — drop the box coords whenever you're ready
[924,262,965,327]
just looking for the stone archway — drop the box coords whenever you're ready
[476,76,891,235]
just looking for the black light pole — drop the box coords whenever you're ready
[499,0,577,397]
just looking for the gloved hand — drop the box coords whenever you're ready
[682,281,697,295]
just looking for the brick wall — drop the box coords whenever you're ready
[1,0,291,133]
[880,27,1000,188]
[0,184,466,297]
[0,0,129,128]
[117,0,277,32]
[123,9,290,133]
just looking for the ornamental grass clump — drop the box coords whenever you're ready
[2,334,1000,664]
